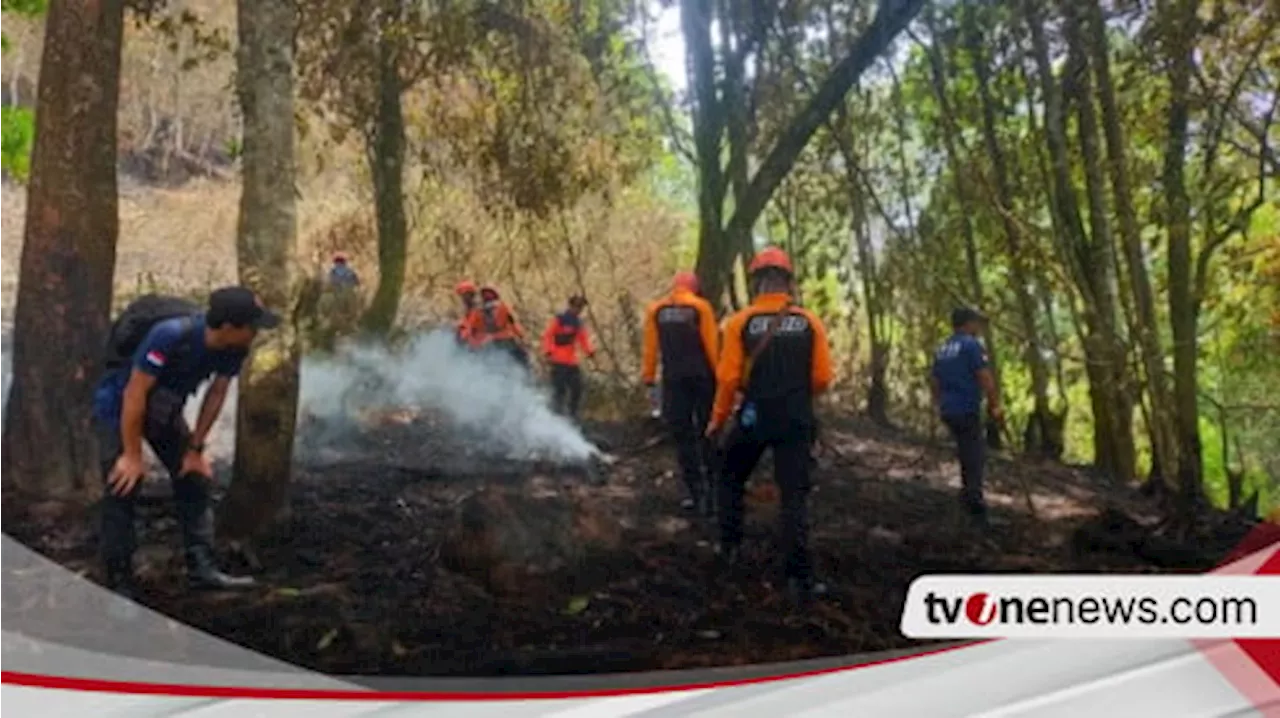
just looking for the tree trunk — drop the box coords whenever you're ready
[1027,0,1128,479]
[0,0,125,501]
[1063,1,1136,482]
[360,31,409,336]
[1084,0,1179,484]
[963,4,1052,456]
[921,6,1005,408]
[1162,0,1204,514]
[681,0,729,310]
[218,0,301,541]
[690,0,926,309]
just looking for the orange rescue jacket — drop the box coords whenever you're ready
[542,311,594,366]
[641,288,719,385]
[710,292,834,427]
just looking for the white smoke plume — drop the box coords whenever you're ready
[1,328,601,470]
[297,330,600,463]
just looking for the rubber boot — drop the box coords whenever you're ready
[176,478,256,591]
[186,545,256,590]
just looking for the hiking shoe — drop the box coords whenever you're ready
[681,497,697,511]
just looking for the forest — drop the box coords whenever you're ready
[1,0,1277,674]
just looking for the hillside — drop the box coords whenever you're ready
[2,405,1257,675]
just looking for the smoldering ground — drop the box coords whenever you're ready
[1,328,604,477]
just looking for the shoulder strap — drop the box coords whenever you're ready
[741,304,791,388]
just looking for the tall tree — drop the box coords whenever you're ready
[217,0,301,541]
[1083,0,1179,484]
[682,0,927,309]
[1161,0,1202,510]
[0,0,126,499]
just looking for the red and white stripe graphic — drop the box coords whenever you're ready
[2,526,1277,716]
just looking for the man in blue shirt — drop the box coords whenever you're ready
[93,286,279,599]
[931,307,1004,526]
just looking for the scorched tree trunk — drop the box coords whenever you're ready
[0,0,125,501]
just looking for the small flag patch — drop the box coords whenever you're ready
[145,350,166,368]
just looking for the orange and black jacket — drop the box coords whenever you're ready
[542,312,594,366]
[463,301,524,348]
[711,292,834,431]
[641,288,719,385]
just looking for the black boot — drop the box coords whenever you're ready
[175,474,256,590]
[186,545,256,591]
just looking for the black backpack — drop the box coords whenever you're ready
[103,294,202,371]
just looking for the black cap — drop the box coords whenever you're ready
[568,294,588,307]
[951,306,986,328]
[208,286,280,329]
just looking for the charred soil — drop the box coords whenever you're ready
[2,413,1259,676]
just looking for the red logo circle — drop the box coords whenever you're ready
[965,592,997,625]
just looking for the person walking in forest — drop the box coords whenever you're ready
[642,270,719,515]
[931,307,1004,528]
[92,287,276,602]
[706,247,834,606]
[542,295,595,419]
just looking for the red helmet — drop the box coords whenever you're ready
[672,271,700,293]
[455,280,477,296]
[332,251,349,263]
[748,246,793,276]
[479,285,500,301]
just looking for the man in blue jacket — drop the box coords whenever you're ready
[931,307,1004,526]
[93,287,277,599]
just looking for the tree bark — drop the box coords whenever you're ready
[360,28,409,335]
[918,7,1004,406]
[1084,0,1179,485]
[1161,0,1204,513]
[1027,0,1130,479]
[1063,0,1136,482]
[218,0,301,541]
[0,0,125,501]
[962,4,1052,456]
[690,0,926,309]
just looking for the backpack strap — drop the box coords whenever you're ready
[740,304,791,390]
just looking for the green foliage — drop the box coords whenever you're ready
[1,106,35,182]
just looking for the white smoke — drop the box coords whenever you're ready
[1,328,601,469]
[297,330,600,463]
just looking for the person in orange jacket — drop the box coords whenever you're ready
[642,270,720,515]
[467,285,530,369]
[542,295,595,418]
[705,246,834,606]
[454,280,480,348]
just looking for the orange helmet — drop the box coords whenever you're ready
[479,285,500,301]
[672,271,700,293]
[748,246,793,276]
[455,280,477,296]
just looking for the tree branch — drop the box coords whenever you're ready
[721,0,926,243]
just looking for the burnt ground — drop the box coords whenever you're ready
[1,412,1259,676]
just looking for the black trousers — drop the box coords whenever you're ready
[549,363,583,419]
[96,388,215,572]
[943,412,986,508]
[719,429,814,581]
[662,376,715,499]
